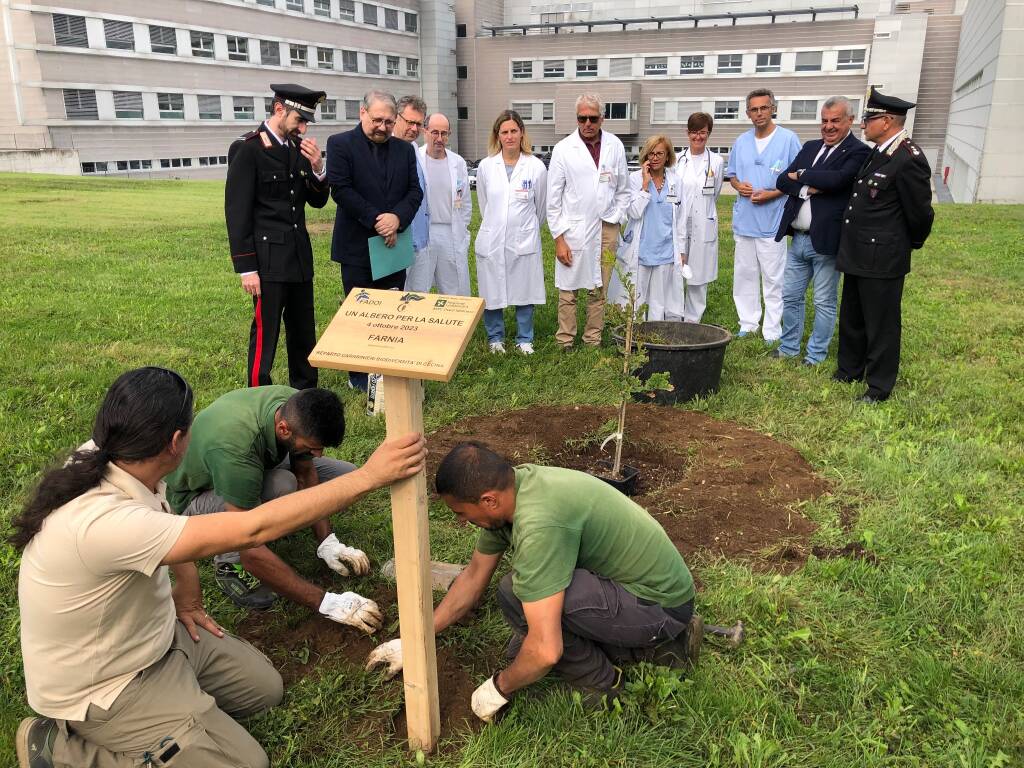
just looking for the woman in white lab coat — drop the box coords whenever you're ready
[474,110,548,354]
[608,135,689,321]
[676,111,725,323]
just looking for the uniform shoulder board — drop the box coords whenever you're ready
[900,138,922,157]
[237,129,261,143]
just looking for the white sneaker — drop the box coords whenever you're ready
[517,342,535,355]
[489,342,505,354]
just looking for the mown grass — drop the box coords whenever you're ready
[1,172,1022,767]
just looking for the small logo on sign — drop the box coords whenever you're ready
[434,299,447,308]
[355,290,372,303]
[398,293,425,312]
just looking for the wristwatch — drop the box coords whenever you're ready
[796,168,806,180]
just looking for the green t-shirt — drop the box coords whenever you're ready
[165,386,295,513]
[475,465,694,607]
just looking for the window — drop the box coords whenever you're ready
[198,94,222,119]
[365,53,380,75]
[256,0,275,6]
[234,96,255,120]
[342,50,358,72]
[755,52,781,73]
[227,36,248,62]
[82,162,107,174]
[314,0,331,16]
[385,8,399,29]
[457,65,468,79]
[458,106,468,120]
[103,20,134,50]
[644,57,667,76]
[653,101,668,122]
[260,40,280,65]
[791,99,818,120]
[344,99,360,119]
[405,12,417,32]
[148,25,177,55]
[386,55,399,75]
[286,0,304,10]
[848,99,860,116]
[511,102,533,121]
[576,58,597,77]
[264,96,275,116]
[340,0,356,20]
[406,58,418,77]
[456,23,466,37]
[290,44,308,67]
[609,57,632,77]
[543,59,564,78]
[512,60,533,79]
[53,14,88,47]
[321,99,337,120]
[318,47,334,69]
[542,102,553,121]
[837,49,866,70]
[717,54,742,73]
[158,93,184,119]
[63,89,98,119]
[795,51,822,72]
[363,4,378,24]
[679,55,704,74]
[113,91,144,119]
[191,31,214,58]
[604,102,630,120]
[714,100,739,119]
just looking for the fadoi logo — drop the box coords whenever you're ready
[355,290,372,303]
[398,293,425,312]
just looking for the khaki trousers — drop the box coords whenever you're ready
[556,221,620,348]
[53,623,282,767]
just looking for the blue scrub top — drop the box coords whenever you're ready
[638,179,675,267]
[411,159,430,250]
[726,126,801,239]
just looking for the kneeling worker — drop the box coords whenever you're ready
[14,367,425,767]
[367,442,701,721]
[165,385,377,623]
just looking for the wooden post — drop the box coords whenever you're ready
[383,376,440,752]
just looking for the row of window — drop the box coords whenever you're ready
[81,156,231,174]
[244,0,417,30]
[51,14,417,76]
[509,49,866,80]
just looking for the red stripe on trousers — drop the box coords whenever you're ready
[251,296,264,387]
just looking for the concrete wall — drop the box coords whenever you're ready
[913,13,962,169]
[866,12,928,136]
[0,147,79,173]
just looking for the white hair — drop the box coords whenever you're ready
[823,96,856,119]
[362,90,397,112]
[575,93,603,115]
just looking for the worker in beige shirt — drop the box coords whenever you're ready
[12,366,426,768]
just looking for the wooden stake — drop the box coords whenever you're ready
[383,376,440,752]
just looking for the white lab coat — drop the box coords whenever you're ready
[474,152,548,309]
[546,130,630,291]
[607,169,688,318]
[406,145,472,295]
[677,148,725,285]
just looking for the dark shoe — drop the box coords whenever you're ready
[770,349,796,360]
[802,359,818,367]
[16,717,56,768]
[650,613,704,669]
[831,371,859,383]
[505,632,524,661]
[215,563,278,610]
[575,666,625,710]
[858,390,889,404]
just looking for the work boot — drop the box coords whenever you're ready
[650,613,704,670]
[215,563,278,610]
[574,665,625,710]
[16,717,56,768]
[505,632,524,661]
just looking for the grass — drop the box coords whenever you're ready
[1,172,1022,767]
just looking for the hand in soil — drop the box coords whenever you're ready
[365,638,403,679]
[319,591,383,634]
[471,674,510,723]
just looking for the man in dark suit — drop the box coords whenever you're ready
[773,96,870,366]
[326,89,423,390]
[834,87,934,402]
[225,83,329,390]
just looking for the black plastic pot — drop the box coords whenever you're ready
[614,322,732,405]
[588,460,640,496]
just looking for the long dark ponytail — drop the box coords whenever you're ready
[9,367,194,551]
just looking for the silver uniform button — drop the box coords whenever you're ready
[262,235,267,240]
[845,219,849,223]
[294,224,298,228]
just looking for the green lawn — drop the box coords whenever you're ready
[1,173,1022,767]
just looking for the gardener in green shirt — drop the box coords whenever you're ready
[166,386,378,630]
[366,441,702,721]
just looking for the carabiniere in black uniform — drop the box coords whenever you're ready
[225,84,329,390]
[834,87,934,402]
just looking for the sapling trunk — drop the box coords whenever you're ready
[613,278,637,477]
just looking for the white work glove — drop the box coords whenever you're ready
[365,638,403,679]
[319,591,383,634]
[317,533,370,577]
[471,673,511,723]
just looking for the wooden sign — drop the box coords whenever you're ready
[309,289,484,382]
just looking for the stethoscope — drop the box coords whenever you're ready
[680,148,716,196]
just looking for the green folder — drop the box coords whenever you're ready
[369,229,415,280]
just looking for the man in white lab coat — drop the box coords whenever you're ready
[547,94,630,348]
[407,113,473,296]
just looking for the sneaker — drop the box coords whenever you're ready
[516,342,535,355]
[489,342,505,354]
[215,563,278,610]
[650,614,704,670]
[16,717,56,768]
[737,330,751,338]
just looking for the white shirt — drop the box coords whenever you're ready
[791,132,851,231]
[425,152,453,225]
[754,127,777,154]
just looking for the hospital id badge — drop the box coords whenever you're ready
[514,189,529,200]
[599,170,612,184]
[703,186,715,197]
[454,197,464,209]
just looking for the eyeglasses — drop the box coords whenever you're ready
[369,116,396,129]
[647,150,667,159]
[398,113,423,128]
[688,129,710,138]
[576,115,601,124]
[862,113,889,123]
[747,105,773,114]
[429,130,450,139]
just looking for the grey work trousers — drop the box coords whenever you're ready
[497,569,694,690]
[53,622,282,768]
[182,456,356,564]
